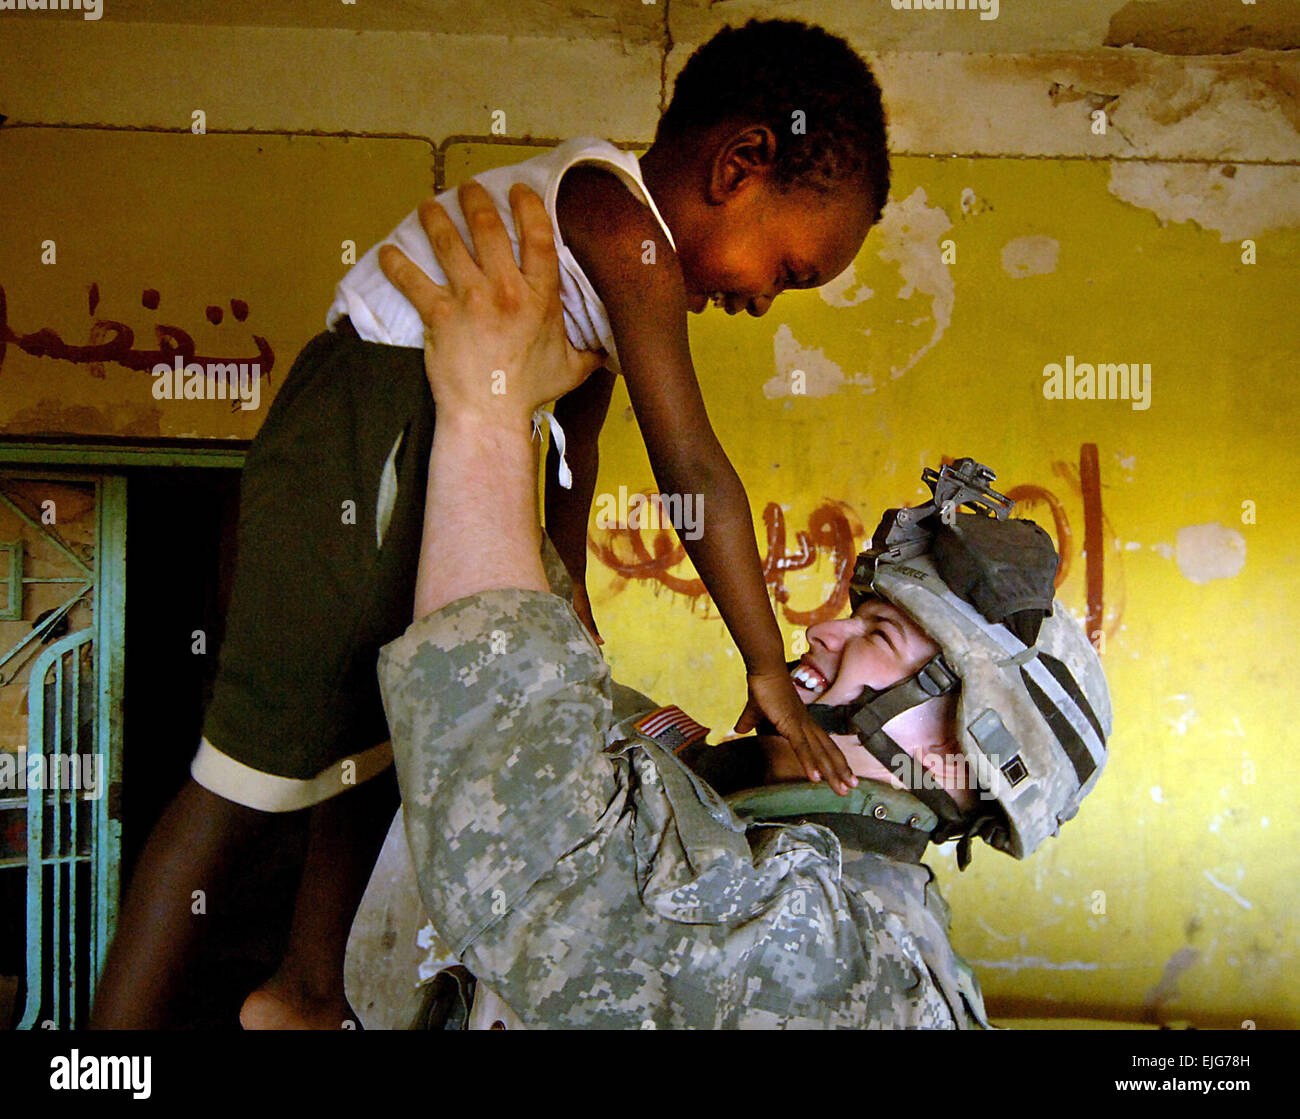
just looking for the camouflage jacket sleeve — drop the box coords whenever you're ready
[376,588,968,1029]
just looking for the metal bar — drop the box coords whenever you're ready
[17,627,93,1030]
[69,648,80,1026]
[95,474,126,994]
[18,639,46,1030]
[0,488,93,577]
[0,539,19,621]
[51,653,63,1029]
[0,441,249,470]
[0,582,93,681]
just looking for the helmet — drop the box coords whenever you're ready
[806,459,1111,866]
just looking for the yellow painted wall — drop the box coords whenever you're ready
[455,141,1300,1027]
[0,129,433,438]
[2,130,1295,1027]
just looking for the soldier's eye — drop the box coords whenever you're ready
[873,627,900,655]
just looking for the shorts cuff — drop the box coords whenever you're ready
[191,735,394,812]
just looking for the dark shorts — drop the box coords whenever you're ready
[194,322,435,810]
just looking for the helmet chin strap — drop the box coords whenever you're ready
[778,654,987,855]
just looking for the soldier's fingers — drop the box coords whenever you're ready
[378,244,447,323]
[509,183,560,299]
[458,180,520,286]
[416,196,479,295]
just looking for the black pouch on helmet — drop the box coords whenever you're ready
[933,512,1059,645]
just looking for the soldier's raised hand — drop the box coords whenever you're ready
[379,180,604,425]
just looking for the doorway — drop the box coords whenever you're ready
[1,443,306,1029]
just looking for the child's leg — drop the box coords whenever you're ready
[227,328,438,1029]
[239,763,398,1030]
[93,326,432,1029]
[89,779,291,1029]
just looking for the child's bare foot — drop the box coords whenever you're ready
[239,983,359,1030]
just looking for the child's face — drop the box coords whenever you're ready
[680,181,875,317]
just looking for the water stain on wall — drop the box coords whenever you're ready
[3,399,164,437]
[1105,0,1300,55]
[1142,945,1201,1019]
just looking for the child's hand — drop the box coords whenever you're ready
[571,582,603,646]
[735,670,858,796]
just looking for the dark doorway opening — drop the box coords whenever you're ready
[123,466,306,1029]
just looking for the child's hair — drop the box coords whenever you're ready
[654,19,891,218]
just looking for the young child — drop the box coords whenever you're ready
[345,16,890,787]
[91,17,892,1031]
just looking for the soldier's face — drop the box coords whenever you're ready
[786,596,972,808]
[790,596,940,706]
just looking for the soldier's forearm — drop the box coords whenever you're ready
[412,413,547,621]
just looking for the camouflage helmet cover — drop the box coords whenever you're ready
[861,473,1111,859]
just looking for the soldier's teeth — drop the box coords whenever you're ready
[792,665,826,695]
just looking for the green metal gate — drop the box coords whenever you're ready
[0,471,125,1029]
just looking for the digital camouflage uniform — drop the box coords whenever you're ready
[372,557,993,1030]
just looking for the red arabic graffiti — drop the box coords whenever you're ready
[588,498,865,628]
[588,444,1116,647]
[0,283,275,410]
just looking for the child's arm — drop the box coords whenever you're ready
[557,166,856,794]
[544,366,616,642]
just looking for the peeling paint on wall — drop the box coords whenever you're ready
[764,324,872,400]
[960,186,993,216]
[1112,62,1300,158]
[1024,54,1300,161]
[870,187,955,379]
[1001,234,1060,277]
[1109,163,1300,242]
[817,264,875,309]
[770,186,958,397]
[1174,522,1247,584]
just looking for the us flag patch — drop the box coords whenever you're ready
[634,705,711,754]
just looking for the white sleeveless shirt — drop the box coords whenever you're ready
[327,137,677,378]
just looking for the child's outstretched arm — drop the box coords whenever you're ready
[558,167,856,794]
[544,366,616,642]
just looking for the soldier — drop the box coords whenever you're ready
[355,181,1111,1029]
